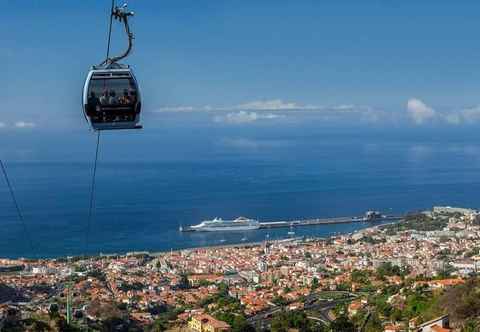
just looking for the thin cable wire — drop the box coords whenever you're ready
[85,131,101,254]
[84,0,113,254]
[105,0,115,62]
[0,160,34,254]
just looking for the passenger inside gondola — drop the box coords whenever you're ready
[119,89,131,104]
[130,89,137,106]
[99,90,108,105]
[86,92,100,116]
[108,90,118,105]
[88,78,138,124]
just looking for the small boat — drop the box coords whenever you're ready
[288,224,295,236]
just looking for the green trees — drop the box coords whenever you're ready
[231,315,255,332]
[439,278,480,324]
[383,214,447,233]
[462,319,480,332]
[272,296,288,306]
[329,315,355,332]
[351,269,370,284]
[214,312,254,332]
[203,282,252,332]
[335,282,350,291]
[369,277,480,330]
[271,314,288,332]
[146,305,183,331]
[48,303,60,319]
[148,319,167,332]
[375,262,409,279]
[363,313,382,332]
[270,310,319,332]
[465,247,480,257]
[87,269,107,282]
[218,282,229,296]
[119,281,144,292]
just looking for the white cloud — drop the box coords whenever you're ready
[444,113,462,125]
[156,106,195,112]
[458,106,480,124]
[220,137,289,150]
[407,98,436,125]
[155,99,377,118]
[155,99,321,113]
[0,122,6,128]
[330,104,357,111]
[214,111,283,124]
[156,98,480,127]
[15,121,36,128]
[235,99,300,111]
[436,106,480,125]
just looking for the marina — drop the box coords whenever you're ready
[180,211,403,232]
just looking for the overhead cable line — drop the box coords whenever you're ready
[105,0,115,61]
[0,160,35,254]
[84,131,101,254]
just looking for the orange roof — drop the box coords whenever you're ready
[177,312,190,321]
[189,274,223,281]
[431,325,451,332]
[349,301,362,310]
[429,278,465,287]
[193,314,231,329]
[384,325,400,331]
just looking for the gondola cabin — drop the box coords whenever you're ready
[82,63,142,130]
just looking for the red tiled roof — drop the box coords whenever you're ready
[431,324,451,332]
[193,314,230,329]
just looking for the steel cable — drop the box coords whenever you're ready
[105,0,115,62]
[84,131,101,254]
[0,160,34,254]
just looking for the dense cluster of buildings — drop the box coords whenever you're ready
[0,206,479,330]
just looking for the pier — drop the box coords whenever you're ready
[258,215,400,229]
[261,217,362,229]
[180,212,403,232]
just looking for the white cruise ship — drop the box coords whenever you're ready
[185,217,260,232]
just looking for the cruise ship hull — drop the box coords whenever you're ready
[191,225,260,232]
[180,216,260,232]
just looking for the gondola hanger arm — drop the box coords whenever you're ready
[101,2,135,66]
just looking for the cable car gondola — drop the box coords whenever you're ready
[82,3,142,130]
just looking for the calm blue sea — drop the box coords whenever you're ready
[2,124,480,258]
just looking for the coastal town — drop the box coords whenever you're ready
[1,206,480,331]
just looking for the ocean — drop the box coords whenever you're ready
[2,123,480,258]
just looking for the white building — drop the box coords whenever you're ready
[433,206,477,215]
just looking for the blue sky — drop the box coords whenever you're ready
[4,1,480,135]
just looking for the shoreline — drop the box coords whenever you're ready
[6,219,401,261]
[126,220,400,257]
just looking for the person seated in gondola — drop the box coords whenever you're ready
[129,89,137,105]
[87,92,100,117]
[99,89,109,105]
[119,89,131,105]
[128,89,138,120]
[129,89,140,121]
[118,89,133,121]
[108,89,118,105]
